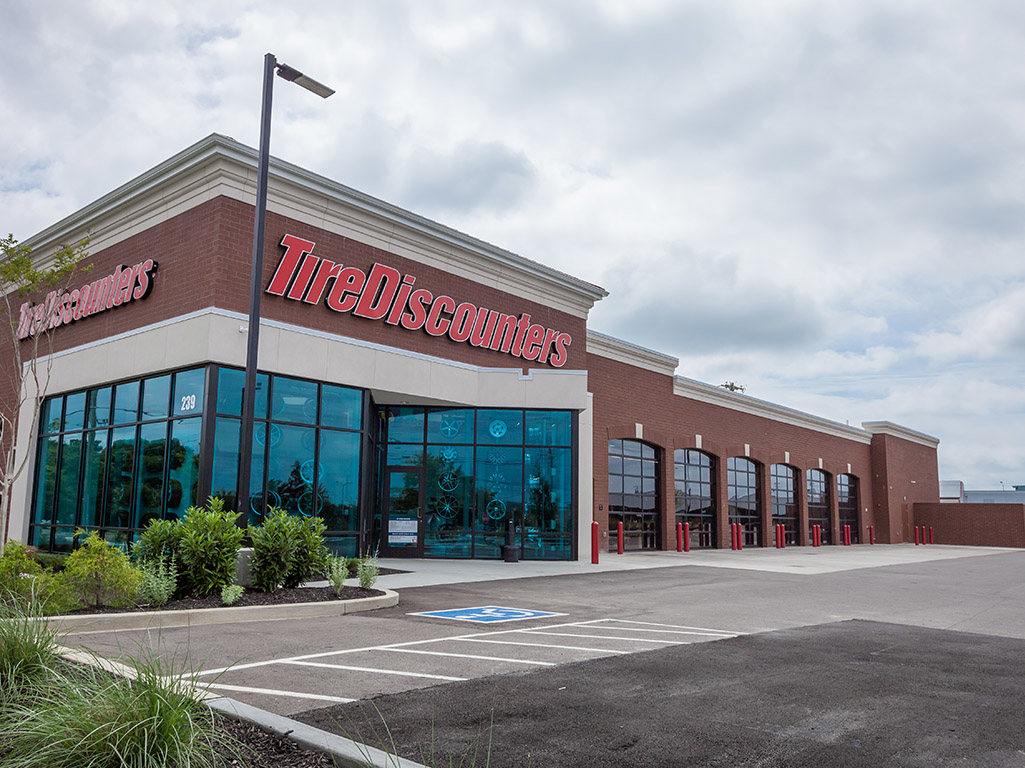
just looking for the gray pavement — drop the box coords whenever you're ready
[302,620,1025,767]
[64,544,1025,721]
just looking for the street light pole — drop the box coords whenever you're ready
[237,53,333,523]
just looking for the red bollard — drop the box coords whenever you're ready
[846,525,852,546]
[683,522,691,553]
[774,524,780,549]
[813,525,821,547]
[914,526,920,545]
[738,524,743,550]
[868,525,875,545]
[591,521,600,564]
[929,526,934,545]
[780,524,786,549]
[676,522,683,553]
[731,523,737,550]
[617,521,624,554]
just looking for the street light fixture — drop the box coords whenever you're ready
[237,53,333,523]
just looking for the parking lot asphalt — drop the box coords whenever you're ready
[63,545,1025,725]
[298,620,1025,767]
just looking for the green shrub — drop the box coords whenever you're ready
[32,552,68,573]
[177,498,244,597]
[220,584,244,606]
[2,651,242,767]
[136,557,177,607]
[357,557,380,590]
[0,542,42,603]
[58,532,142,609]
[135,517,182,564]
[326,555,349,595]
[249,508,296,593]
[283,515,329,588]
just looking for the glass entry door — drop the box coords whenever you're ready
[382,468,423,557]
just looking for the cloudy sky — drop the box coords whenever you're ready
[2,0,1023,489]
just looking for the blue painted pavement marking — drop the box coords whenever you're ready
[409,606,567,623]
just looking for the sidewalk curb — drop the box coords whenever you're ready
[48,589,399,632]
[207,696,428,768]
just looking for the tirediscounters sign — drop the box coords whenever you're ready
[267,234,574,368]
[17,259,158,340]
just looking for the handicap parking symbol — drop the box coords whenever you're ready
[409,605,566,623]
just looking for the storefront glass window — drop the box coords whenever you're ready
[608,440,660,551]
[674,449,716,548]
[728,457,761,547]
[770,464,798,545]
[807,468,831,544]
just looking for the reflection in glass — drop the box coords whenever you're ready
[80,430,107,528]
[266,424,315,518]
[87,387,111,429]
[386,406,424,443]
[105,426,136,529]
[167,418,201,520]
[476,409,523,445]
[424,445,473,557]
[272,376,317,425]
[525,411,572,446]
[141,375,171,420]
[211,417,240,511]
[64,392,86,432]
[113,381,140,424]
[40,397,63,435]
[321,385,362,430]
[33,436,59,524]
[172,368,205,417]
[135,422,167,528]
[56,433,83,526]
[318,430,360,532]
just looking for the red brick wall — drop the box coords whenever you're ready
[914,503,1025,547]
[587,352,879,549]
[221,199,588,371]
[869,434,940,543]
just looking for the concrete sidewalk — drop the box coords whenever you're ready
[367,543,1017,588]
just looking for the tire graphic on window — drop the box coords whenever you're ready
[438,471,459,492]
[251,489,281,517]
[486,499,507,520]
[255,423,281,447]
[434,495,461,519]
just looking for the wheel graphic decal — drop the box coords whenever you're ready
[435,495,460,519]
[438,471,459,492]
[487,449,503,465]
[486,472,505,493]
[300,460,324,484]
[440,447,458,462]
[251,489,281,516]
[254,423,281,447]
[488,419,507,439]
[486,499,507,520]
[440,417,461,438]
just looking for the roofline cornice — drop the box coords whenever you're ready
[861,420,940,448]
[586,330,679,376]
[673,375,874,444]
[21,134,608,316]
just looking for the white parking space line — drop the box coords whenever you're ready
[517,630,687,644]
[600,618,742,635]
[578,625,738,637]
[198,682,355,703]
[456,637,630,654]
[283,659,467,681]
[380,648,555,666]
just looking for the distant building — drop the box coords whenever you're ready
[939,480,964,503]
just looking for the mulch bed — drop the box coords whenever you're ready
[61,585,386,615]
[218,716,340,768]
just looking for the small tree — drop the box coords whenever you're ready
[0,234,89,555]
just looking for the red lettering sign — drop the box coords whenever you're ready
[266,234,574,368]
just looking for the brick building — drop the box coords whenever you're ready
[2,135,955,560]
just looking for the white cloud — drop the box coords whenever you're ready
[3,0,1025,487]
